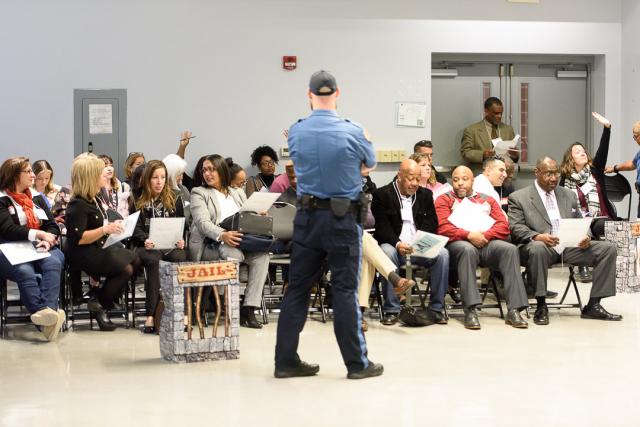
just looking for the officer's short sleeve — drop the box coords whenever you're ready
[351,124,376,168]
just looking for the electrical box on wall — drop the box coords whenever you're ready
[280,146,290,158]
[375,150,406,163]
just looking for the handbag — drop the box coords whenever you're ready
[219,212,273,236]
[398,305,435,327]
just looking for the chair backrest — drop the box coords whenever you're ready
[603,173,632,219]
[268,202,296,240]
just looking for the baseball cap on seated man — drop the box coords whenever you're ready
[309,70,337,96]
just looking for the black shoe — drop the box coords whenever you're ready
[87,296,102,312]
[546,290,559,299]
[463,307,481,330]
[142,326,156,334]
[94,308,117,331]
[347,361,384,380]
[581,303,623,321]
[240,306,263,329]
[534,305,549,325]
[448,287,462,304]
[505,308,528,329]
[381,313,399,326]
[577,266,592,283]
[428,309,448,325]
[274,360,320,378]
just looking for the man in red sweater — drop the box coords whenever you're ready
[435,166,529,330]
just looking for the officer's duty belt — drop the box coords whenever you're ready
[298,194,358,212]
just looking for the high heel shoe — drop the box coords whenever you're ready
[89,300,116,332]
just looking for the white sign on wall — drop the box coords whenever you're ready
[396,102,426,128]
[89,104,113,135]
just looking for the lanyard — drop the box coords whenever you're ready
[393,180,416,209]
[94,198,108,223]
[147,199,167,218]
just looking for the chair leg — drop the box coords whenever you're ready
[491,277,505,319]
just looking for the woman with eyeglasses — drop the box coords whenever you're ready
[131,160,187,334]
[225,158,247,192]
[0,157,66,341]
[560,112,616,239]
[189,154,269,328]
[245,145,279,197]
[123,152,145,187]
[65,153,140,331]
[605,119,640,217]
[31,160,61,209]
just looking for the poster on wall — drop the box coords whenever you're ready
[89,104,113,135]
[396,102,426,128]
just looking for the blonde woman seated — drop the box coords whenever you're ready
[32,160,61,209]
[410,153,451,199]
[189,154,269,329]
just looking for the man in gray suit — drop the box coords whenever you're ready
[508,156,622,325]
[461,97,519,173]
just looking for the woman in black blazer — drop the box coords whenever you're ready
[0,157,65,341]
[130,160,187,334]
[65,153,140,331]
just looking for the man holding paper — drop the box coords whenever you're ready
[508,157,621,325]
[371,159,449,326]
[436,166,529,330]
[461,97,519,173]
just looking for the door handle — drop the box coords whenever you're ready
[88,141,93,153]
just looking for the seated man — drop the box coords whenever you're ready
[472,156,506,206]
[436,166,529,330]
[372,159,449,326]
[508,156,622,325]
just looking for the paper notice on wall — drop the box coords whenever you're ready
[396,102,427,127]
[89,104,113,135]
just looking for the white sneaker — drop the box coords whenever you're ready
[30,307,59,326]
[43,309,66,341]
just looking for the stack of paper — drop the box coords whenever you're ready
[448,198,495,232]
[492,134,521,155]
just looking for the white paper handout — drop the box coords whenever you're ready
[492,134,521,155]
[240,192,281,213]
[149,217,185,250]
[0,241,50,265]
[102,211,140,249]
[448,198,495,232]
[556,218,592,248]
[411,231,449,259]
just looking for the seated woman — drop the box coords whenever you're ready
[32,160,61,209]
[65,153,140,331]
[245,145,279,197]
[131,160,187,334]
[122,152,145,187]
[98,154,130,219]
[0,157,65,341]
[226,158,247,192]
[189,154,269,328]
[163,154,190,201]
[560,112,615,238]
[410,153,451,198]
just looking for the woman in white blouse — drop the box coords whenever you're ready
[189,154,269,329]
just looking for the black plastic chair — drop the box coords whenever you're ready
[603,173,632,220]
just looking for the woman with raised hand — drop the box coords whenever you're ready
[189,154,269,328]
[131,160,187,334]
[65,153,140,331]
[0,157,65,341]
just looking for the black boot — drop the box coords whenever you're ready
[240,306,262,329]
[89,300,116,331]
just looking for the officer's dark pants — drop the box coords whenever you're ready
[275,208,369,374]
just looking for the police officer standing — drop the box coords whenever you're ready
[274,71,382,380]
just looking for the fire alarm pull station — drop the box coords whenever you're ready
[283,56,297,71]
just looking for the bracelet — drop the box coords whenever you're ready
[614,165,619,173]
[102,225,107,236]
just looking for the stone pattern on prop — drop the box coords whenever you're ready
[159,261,240,363]
[604,221,640,293]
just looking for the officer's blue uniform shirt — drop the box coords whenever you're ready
[288,109,376,201]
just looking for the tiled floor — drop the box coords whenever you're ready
[1,270,639,427]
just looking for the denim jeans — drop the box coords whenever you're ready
[0,247,64,314]
[379,243,449,313]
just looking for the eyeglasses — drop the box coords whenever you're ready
[260,160,276,167]
[201,167,216,174]
[21,169,34,175]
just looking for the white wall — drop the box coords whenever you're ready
[0,1,623,188]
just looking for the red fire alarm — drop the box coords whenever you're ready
[283,56,297,71]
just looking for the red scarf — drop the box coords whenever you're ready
[7,188,41,230]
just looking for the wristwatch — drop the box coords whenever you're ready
[613,165,619,173]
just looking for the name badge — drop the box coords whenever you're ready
[580,182,593,195]
[401,204,413,221]
[34,206,48,220]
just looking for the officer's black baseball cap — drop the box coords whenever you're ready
[309,70,337,96]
